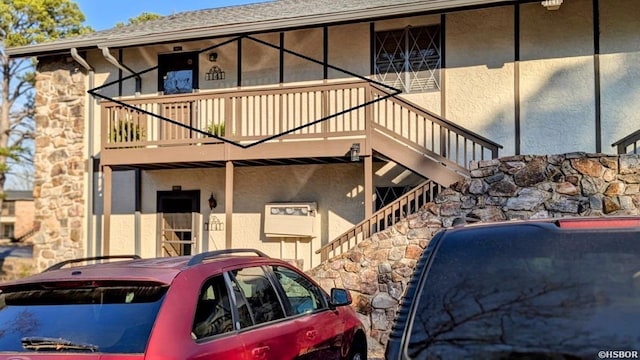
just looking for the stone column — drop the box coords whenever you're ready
[33,56,87,271]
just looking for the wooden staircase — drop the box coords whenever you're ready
[317,84,502,261]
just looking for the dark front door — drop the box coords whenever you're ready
[157,190,200,257]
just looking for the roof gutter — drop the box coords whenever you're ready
[99,46,141,95]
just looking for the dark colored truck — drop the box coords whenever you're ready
[386,217,640,360]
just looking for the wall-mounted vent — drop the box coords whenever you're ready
[264,202,317,238]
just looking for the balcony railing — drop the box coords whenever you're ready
[101,80,501,169]
[101,81,369,151]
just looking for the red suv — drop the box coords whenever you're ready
[0,249,367,359]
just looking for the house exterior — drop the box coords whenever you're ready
[0,191,35,243]
[6,0,640,271]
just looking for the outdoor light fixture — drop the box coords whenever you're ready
[350,143,361,162]
[541,0,563,10]
[205,52,225,80]
[208,193,217,210]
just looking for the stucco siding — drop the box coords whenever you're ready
[599,0,640,153]
[284,28,324,83]
[519,0,595,155]
[119,164,367,269]
[109,215,136,254]
[328,23,370,80]
[446,6,515,155]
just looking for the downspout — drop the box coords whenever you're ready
[99,46,141,95]
[70,48,95,257]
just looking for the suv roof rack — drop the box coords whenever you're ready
[44,255,142,272]
[187,248,268,266]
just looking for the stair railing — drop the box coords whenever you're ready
[316,180,444,261]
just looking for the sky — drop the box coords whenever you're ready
[74,0,266,30]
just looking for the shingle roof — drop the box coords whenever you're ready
[5,190,33,201]
[7,0,508,57]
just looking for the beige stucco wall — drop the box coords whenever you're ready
[103,165,356,269]
[599,0,640,153]
[519,0,596,155]
[446,5,515,155]
[328,23,369,79]
[101,161,420,269]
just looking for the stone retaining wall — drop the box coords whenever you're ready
[308,153,640,355]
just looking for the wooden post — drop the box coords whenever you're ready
[103,165,112,255]
[225,161,234,249]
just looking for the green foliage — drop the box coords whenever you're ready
[0,0,93,48]
[110,122,144,142]
[115,12,162,28]
[206,123,225,137]
[0,0,91,191]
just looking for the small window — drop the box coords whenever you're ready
[192,276,233,340]
[375,25,441,93]
[271,265,326,316]
[1,224,14,239]
[230,266,285,326]
[1,201,15,216]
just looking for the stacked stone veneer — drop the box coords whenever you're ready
[32,57,86,271]
[308,153,640,355]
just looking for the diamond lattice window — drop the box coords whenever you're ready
[375,25,441,93]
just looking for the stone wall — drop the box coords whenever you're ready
[308,153,640,355]
[32,57,87,271]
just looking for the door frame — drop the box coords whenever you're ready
[156,190,201,257]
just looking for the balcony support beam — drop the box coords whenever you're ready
[225,161,234,249]
[103,165,112,255]
[364,155,373,222]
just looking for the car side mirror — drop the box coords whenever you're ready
[330,288,352,307]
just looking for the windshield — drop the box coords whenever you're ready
[407,225,640,359]
[0,282,167,353]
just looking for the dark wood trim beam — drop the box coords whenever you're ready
[440,14,446,118]
[370,22,375,76]
[118,49,123,97]
[237,37,242,87]
[323,26,328,79]
[514,3,521,155]
[279,32,284,84]
[593,0,601,152]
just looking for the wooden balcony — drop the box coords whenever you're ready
[100,80,501,179]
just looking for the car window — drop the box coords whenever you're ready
[0,282,167,353]
[271,265,326,315]
[406,226,640,359]
[192,275,234,340]
[230,266,285,326]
